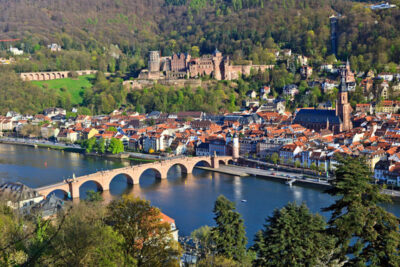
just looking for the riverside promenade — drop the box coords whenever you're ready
[201,164,400,198]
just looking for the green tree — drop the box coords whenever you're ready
[95,138,106,154]
[252,202,335,266]
[107,126,118,132]
[83,137,96,153]
[295,160,301,168]
[270,153,279,165]
[323,156,400,265]
[86,190,103,202]
[191,225,213,258]
[107,138,124,154]
[106,196,181,266]
[211,195,247,263]
[44,202,128,266]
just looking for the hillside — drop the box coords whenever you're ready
[1,0,399,71]
[32,75,95,106]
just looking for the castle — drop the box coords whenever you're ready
[138,49,274,81]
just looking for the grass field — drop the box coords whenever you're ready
[32,75,95,105]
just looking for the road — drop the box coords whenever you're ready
[0,137,82,150]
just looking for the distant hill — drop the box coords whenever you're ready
[0,0,399,71]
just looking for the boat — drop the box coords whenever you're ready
[241,199,247,203]
[285,178,296,186]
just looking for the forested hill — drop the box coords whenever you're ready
[1,0,400,70]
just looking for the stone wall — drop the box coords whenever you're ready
[20,70,98,81]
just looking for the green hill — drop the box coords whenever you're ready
[32,75,95,106]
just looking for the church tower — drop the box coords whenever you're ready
[336,75,353,132]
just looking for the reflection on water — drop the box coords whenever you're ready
[1,143,400,242]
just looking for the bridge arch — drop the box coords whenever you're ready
[46,189,70,200]
[139,168,163,179]
[219,160,226,165]
[79,180,104,199]
[109,173,135,188]
[167,163,189,177]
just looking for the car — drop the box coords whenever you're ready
[269,168,274,171]
[271,172,276,175]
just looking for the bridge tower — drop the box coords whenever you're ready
[232,133,239,160]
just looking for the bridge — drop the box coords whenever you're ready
[20,70,97,81]
[36,156,233,199]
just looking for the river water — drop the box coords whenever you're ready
[1,143,400,243]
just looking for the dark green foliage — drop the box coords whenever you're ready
[107,138,124,154]
[323,155,400,266]
[86,190,103,202]
[211,195,247,263]
[252,202,335,266]
[0,71,59,115]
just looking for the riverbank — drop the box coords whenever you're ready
[0,138,84,153]
[203,164,400,198]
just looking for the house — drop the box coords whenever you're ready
[300,65,313,79]
[320,63,335,73]
[0,119,13,131]
[81,128,99,140]
[378,73,394,82]
[209,138,228,156]
[322,79,338,92]
[297,55,308,66]
[256,100,286,114]
[196,142,210,156]
[283,84,299,100]
[170,138,188,155]
[279,143,303,164]
[246,90,257,99]
[376,100,400,113]
[41,124,60,139]
[43,108,66,118]
[0,182,43,209]
[380,81,390,100]
[29,194,64,218]
[282,49,292,57]
[48,43,62,52]
[160,212,179,242]
[355,103,373,114]
[9,46,23,55]
[57,129,79,143]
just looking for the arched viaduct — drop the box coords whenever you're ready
[20,70,97,81]
[36,156,233,199]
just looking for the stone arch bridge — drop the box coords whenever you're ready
[20,70,97,81]
[36,156,233,199]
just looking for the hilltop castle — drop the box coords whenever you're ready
[138,49,274,81]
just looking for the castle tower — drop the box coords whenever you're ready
[213,48,223,80]
[232,133,239,159]
[336,75,353,132]
[148,51,160,72]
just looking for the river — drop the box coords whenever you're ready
[1,143,400,243]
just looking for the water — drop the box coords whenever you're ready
[1,143,400,243]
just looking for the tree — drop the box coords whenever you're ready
[44,202,127,266]
[107,126,118,132]
[191,225,213,258]
[323,156,400,265]
[211,195,247,263]
[85,190,103,202]
[106,196,181,266]
[270,153,279,165]
[310,162,317,172]
[82,137,96,153]
[295,160,301,168]
[252,202,335,266]
[107,138,124,154]
[95,138,106,154]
